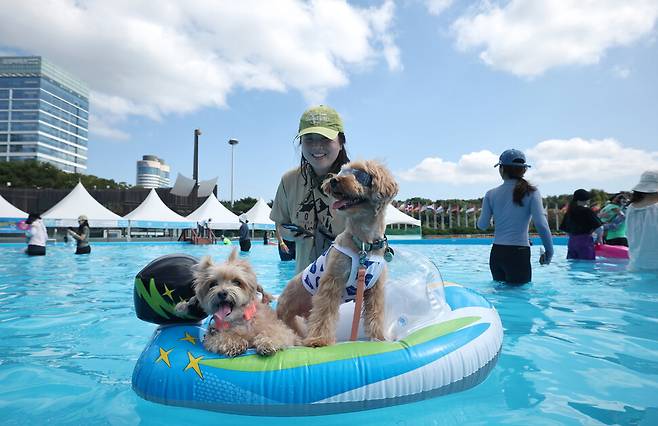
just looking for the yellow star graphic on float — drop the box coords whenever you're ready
[179,331,197,345]
[155,347,173,368]
[162,284,175,301]
[184,351,204,379]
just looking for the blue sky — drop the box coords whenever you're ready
[2,0,657,200]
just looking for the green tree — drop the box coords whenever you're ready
[221,197,258,216]
[0,160,130,189]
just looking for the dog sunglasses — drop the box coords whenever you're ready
[338,168,372,187]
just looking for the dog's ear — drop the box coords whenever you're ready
[227,247,239,263]
[175,295,197,314]
[175,295,207,317]
[370,161,399,214]
[193,256,214,282]
[256,284,273,304]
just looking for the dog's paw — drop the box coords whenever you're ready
[303,335,334,347]
[219,339,249,357]
[202,334,222,354]
[368,329,386,341]
[255,338,280,357]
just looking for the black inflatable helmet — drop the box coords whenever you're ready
[134,254,206,324]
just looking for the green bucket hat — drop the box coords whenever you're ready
[296,105,344,140]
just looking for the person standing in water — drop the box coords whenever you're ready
[67,215,91,254]
[477,149,553,284]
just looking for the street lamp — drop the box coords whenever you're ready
[193,129,202,183]
[228,138,239,206]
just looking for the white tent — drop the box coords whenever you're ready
[385,204,421,227]
[123,189,194,229]
[42,182,127,227]
[186,194,240,230]
[241,198,275,230]
[0,194,28,218]
[0,194,28,233]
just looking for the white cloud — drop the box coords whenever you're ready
[526,138,658,182]
[399,138,658,185]
[398,149,500,184]
[452,0,658,77]
[0,0,400,139]
[612,65,631,79]
[425,0,455,16]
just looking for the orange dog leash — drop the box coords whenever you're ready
[350,244,368,341]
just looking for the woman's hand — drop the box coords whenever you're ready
[279,241,289,254]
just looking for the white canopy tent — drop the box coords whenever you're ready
[186,194,240,230]
[0,194,28,219]
[123,189,194,229]
[241,198,275,230]
[0,194,29,233]
[42,182,127,227]
[385,204,421,226]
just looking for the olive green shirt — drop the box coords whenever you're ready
[270,167,346,273]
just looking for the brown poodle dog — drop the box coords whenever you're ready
[176,249,299,357]
[276,160,399,347]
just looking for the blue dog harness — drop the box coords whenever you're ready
[301,244,386,302]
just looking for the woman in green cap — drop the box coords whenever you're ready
[270,105,350,273]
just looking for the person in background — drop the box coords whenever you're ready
[67,215,91,255]
[477,149,553,285]
[25,212,47,256]
[263,231,269,245]
[239,217,251,252]
[270,105,349,273]
[220,234,231,245]
[598,193,628,246]
[559,189,602,260]
[626,170,658,271]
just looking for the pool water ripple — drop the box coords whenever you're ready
[0,242,657,425]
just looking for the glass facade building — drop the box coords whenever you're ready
[136,155,170,188]
[0,56,89,173]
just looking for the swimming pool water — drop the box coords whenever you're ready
[1,242,657,425]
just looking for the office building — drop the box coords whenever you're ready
[0,56,89,173]
[136,155,170,188]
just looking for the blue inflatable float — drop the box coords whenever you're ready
[132,249,503,415]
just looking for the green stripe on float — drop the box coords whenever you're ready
[200,316,481,372]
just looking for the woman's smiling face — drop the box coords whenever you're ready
[301,133,341,176]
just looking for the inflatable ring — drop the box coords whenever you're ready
[595,244,629,260]
[132,249,503,415]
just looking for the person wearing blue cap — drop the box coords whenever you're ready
[477,149,554,284]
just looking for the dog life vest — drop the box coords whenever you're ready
[301,244,386,302]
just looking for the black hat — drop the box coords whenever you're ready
[573,189,591,202]
[26,212,41,224]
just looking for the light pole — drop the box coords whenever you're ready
[228,138,239,206]
[193,129,202,183]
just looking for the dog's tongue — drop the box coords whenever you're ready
[332,199,349,210]
[213,304,232,324]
